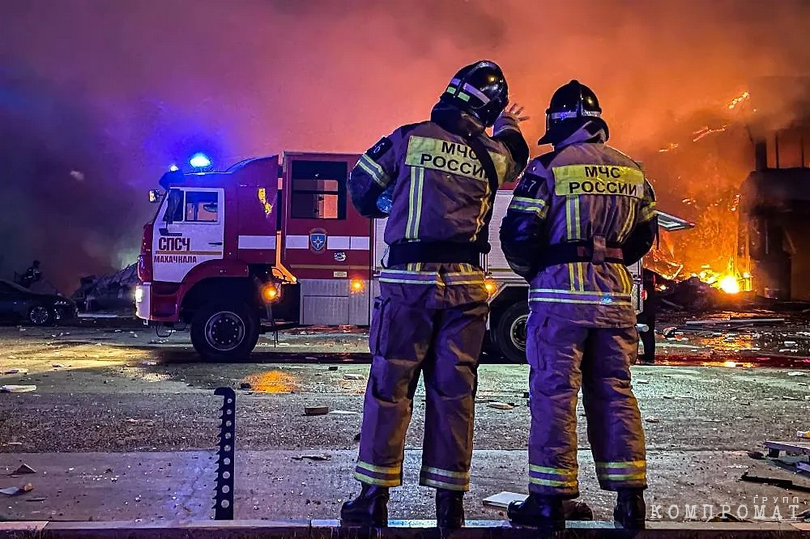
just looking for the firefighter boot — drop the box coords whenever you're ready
[436,489,465,528]
[564,499,595,521]
[614,489,646,529]
[507,494,565,531]
[340,484,389,527]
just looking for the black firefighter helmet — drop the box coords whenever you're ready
[439,60,509,127]
[539,80,609,145]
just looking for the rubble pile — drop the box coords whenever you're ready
[656,274,752,312]
[72,263,138,313]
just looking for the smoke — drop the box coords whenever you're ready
[0,0,809,291]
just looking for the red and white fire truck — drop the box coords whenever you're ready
[135,151,690,362]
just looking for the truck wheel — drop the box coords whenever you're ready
[494,301,530,363]
[191,302,259,362]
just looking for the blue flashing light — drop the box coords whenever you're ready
[169,164,179,172]
[189,153,212,169]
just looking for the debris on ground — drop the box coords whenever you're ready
[798,431,810,439]
[486,402,515,410]
[708,513,747,522]
[740,471,810,493]
[52,364,64,368]
[645,417,661,424]
[140,361,157,367]
[659,277,717,311]
[0,483,34,496]
[662,326,678,338]
[685,317,785,326]
[328,410,359,415]
[328,366,338,371]
[788,372,808,377]
[239,382,252,390]
[0,385,37,393]
[291,454,332,462]
[342,374,363,381]
[3,368,27,375]
[10,464,36,475]
[304,406,329,416]
[747,451,765,460]
[483,491,527,509]
[635,379,650,384]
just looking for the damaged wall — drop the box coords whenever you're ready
[0,0,810,291]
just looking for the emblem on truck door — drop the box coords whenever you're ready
[309,229,327,253]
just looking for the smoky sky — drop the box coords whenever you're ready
[0,0,809,291]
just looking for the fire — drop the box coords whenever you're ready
[643,88,757,293]
[718,274,741,294]
[727,91,750,110]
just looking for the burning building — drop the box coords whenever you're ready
[637,77,810,302]
[638,93,754,293]
[738,77,810,300]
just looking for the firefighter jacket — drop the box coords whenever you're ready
[500,121,658,327]
[349,103,529,262]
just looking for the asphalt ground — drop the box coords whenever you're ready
[0,324,807,523]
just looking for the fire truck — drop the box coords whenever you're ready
[135,151,690,362]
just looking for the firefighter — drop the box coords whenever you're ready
[341,60,529,528]
[19,260,42,289]
[638,268,658,364]
[500,80,657,531]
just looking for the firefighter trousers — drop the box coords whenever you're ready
[525,313,647,498]
[354,286,488,492]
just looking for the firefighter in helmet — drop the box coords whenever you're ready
[342,60,529,528]
[500,80,657,531]
[20,260,42,289]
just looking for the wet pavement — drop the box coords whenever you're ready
[0,323,808,523]
[1,450,809,523]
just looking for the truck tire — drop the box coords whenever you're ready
[494,301,530,364]
[191,302,260,362]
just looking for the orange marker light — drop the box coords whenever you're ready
[484,280,496,295]
[262,284,280,303]
[351,279,364,293]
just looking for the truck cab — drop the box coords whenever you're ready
[136,152,370,361]
[136,156,284,360]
